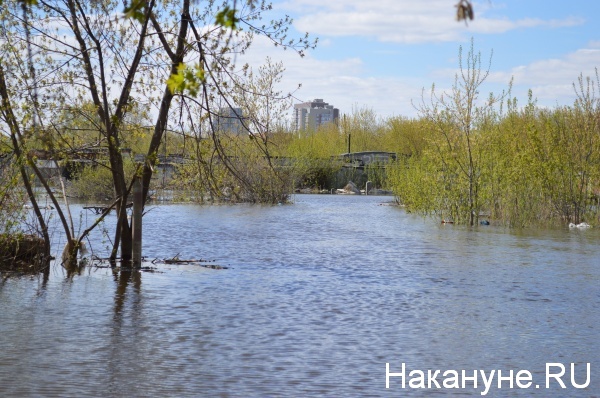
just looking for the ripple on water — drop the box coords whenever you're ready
[1,195,599,397]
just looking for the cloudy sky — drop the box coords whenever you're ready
[240,0,600,119]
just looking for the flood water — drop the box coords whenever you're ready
[1,194,599,397]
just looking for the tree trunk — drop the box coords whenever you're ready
[142,0,190,203]
[0,64,51,263]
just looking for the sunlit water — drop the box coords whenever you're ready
[1,194,599,397]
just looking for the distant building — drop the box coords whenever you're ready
[214,107,249,135]
[293,99,339,131]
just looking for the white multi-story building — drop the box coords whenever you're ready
[214,107,248,135]
[293,99,339,131]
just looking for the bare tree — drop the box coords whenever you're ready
[0,0,314,266]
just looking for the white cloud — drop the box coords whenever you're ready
[238,34,430,118]
[490,47,600,85]
[481,46,600,110]
[469,16,584,35]
[291,44,600,118]
[236,3,597,120]
[277,0,583,44]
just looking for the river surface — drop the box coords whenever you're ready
[0,194,599,397]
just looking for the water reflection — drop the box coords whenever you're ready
[112,269,141,316]
[106,269,145,397]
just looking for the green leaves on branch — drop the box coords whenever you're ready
[3,0,37,7]
[123,0,147,23]
[166,63,206,97]
[215,6,239,29]
[123,2,239,28]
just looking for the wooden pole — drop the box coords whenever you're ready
[132,173,143,268]
[347,133,351,154]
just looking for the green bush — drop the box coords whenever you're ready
[70,159,138,201]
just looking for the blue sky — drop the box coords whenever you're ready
[241,0,600,119]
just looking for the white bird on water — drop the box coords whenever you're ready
[569,222,591,229]
[22,204,53,210]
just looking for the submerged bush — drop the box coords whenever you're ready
[70,159,138,201]
[0,233,48,273]
[0,157,25,234]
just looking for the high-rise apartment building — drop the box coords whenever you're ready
[293,99,339,131]
[214,107,248,135]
